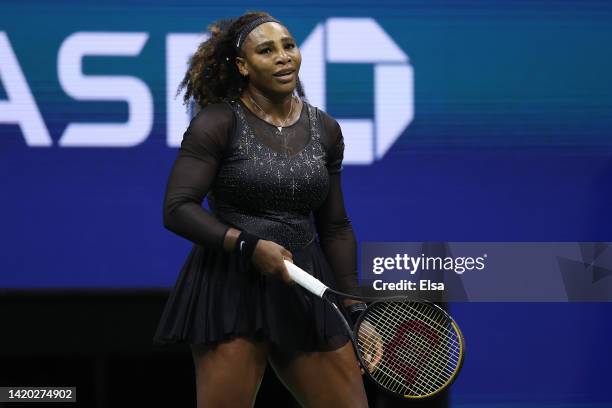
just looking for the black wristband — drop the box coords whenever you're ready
[234,231,260,263]
[348,302,367,325]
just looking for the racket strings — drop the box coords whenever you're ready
[361,306,460,370]
[358,320,450,395]
[398,303,462,356]
[387,303,459,389]
[359,321,438,395]
[371,305,447,391]
[365,314,458,396]
[359,309,454,394]
[380,305,459,355]
[366,301,461,350]
[361,312,455,383]
[356,301,463,397]
[364,302,423,393]
[358,313,455,396]
[367,304,460,393]
[381,302,462,361]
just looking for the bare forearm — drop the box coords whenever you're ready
[223,227,241,252]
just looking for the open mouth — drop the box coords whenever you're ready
[273,69,294,78]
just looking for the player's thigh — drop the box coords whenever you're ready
[191,337,268,408]
[269,340,368,408]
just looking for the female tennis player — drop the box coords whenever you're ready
[154,11,374,407]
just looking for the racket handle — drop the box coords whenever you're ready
[284,260,328,298]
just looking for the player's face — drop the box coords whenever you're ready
[236,22,301,97]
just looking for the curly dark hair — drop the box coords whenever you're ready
[177,11,306,110]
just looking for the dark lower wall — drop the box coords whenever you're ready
[0,291,295,407]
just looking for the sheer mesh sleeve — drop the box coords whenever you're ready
[162,103,235,249]
[314,112,358,294]
[319,111,344,174]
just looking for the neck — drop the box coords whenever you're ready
[244,86,294,119]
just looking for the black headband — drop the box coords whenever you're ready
[235,16,281,51]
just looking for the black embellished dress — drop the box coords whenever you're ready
[154,99,358,352]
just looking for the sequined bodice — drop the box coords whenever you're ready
[208,101,329,251]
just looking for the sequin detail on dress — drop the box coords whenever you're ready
[208,100,330,251]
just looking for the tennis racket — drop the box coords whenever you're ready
[284,260,465,400]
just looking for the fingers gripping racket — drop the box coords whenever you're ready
[284,260,465,400]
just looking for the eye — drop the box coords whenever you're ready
[285,43,295,50]
[259,47,272,54]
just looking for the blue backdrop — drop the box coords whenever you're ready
[1,1,611,406]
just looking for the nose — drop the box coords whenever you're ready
[276,48,291,64]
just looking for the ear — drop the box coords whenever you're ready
[235,57,248,77]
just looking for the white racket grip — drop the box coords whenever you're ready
[284,260,328,298]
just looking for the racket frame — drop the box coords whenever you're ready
[284,260,465,399]
[347,295,466,400]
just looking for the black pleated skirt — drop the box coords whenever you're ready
[153,240,349,352]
